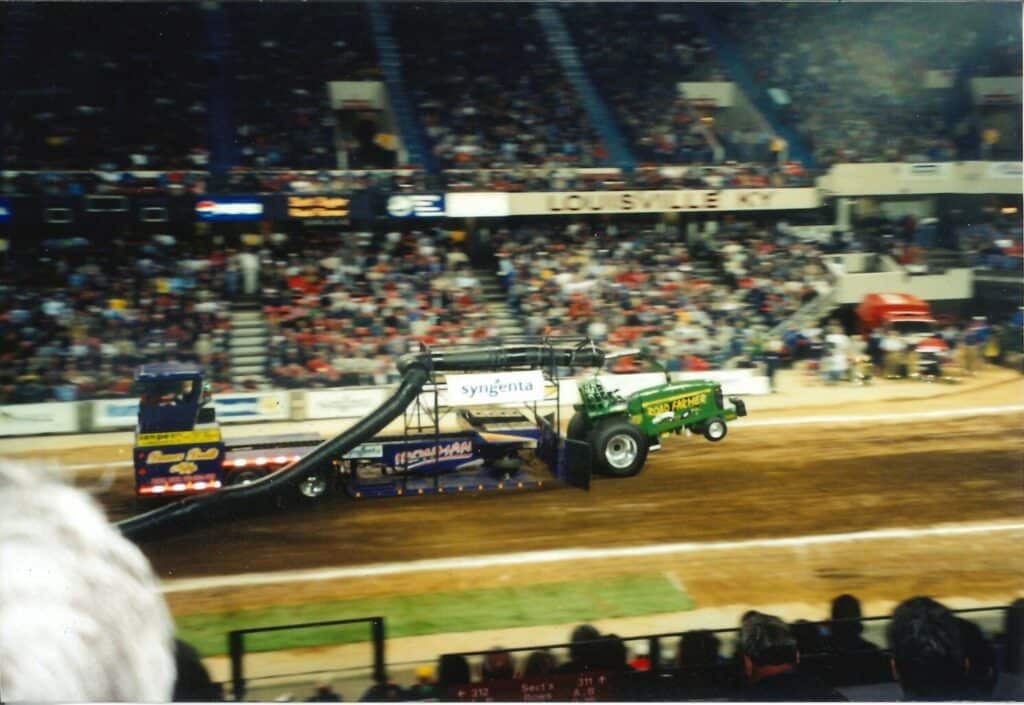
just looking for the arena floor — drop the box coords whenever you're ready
[4,368,1023,691]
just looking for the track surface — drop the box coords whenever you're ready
[6,372,1024,619]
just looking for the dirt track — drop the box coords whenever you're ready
[5,371,1024,620]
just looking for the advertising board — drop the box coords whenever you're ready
[304,388,389,420]
[506,188,819,216]
[0,402,79,436]
[194,197,265,222]
[446,370,547,406]
[385,194,446,218]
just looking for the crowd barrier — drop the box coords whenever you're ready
[0,370,770,438]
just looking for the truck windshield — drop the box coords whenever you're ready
[141,379,196,405]
[893,320,935,335]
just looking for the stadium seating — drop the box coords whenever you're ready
[391,3,607,170]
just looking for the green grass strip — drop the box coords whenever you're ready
[175,574,693,657]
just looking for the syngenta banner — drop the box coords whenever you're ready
[446,370,546,405]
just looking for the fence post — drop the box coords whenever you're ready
[229,631,246,701]
[371,617,386,685]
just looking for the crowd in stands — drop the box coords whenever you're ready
[718,3,1022,166]
[260,227,500,390]
[960,219,1024,273]
[6,208,1023,403]
[2,3,208,171]
[566,4,724,165]
[493,219,831,374]
[370,595,1023,702]
[392,4,608,170]
[0,235,235,404]
[224,3,379,170]
[3,3,1020,177]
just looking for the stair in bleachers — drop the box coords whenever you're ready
[687,5,814,168]
[474,269,526,338]
[533,4,635,170]
[229,307,270,386]
[366,2,433,170]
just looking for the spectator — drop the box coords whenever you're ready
[480,647,515,681]
[0,460,176,701]
[436,653,471,693]
[886,596,970,700]
[306,681,343,702]
[994,598,1024,700]
[825,594,891,686]
[737,612,846,701]
[173,639,224,701]
[676,629,728,692]
[523,650,558,678]
[555,623,604,673]
[957,617,998,699]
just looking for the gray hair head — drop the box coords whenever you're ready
[0,461,175,702]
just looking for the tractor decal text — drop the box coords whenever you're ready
[642,391,709,418]
[137,428,222,447]
[186,447,220,461]
[168,461,199,475]
[146,450,185,464]
[395,439,475,469]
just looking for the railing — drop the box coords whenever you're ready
[228,616,386,701]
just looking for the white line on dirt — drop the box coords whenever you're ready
[663,570,688,598]
[739,403,1024,428]
[160,520,1024,594]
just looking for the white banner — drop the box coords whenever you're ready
[903,163,951,179]
[328,81,387,111]
[577,366,770,399]
[92,399,142,429]
[987,161,1023,179]
[970,77,1022,105]
[92,392,290,430]
[678,81,736,108]
[304,387,389,420]
[446,370,546,406]
[672,369,772,396]
[507,188,819,216]
[213,392,291,423]
[925,70,955,89]
[0,402,79,436]
[445,192,511,218]
[822,161,1023,196]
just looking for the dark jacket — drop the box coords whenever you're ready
[741,670,848,701]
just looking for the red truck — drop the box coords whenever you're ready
[856,293,938,342]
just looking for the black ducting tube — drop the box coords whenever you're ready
[117,341,605,542]
[397,342,605,375]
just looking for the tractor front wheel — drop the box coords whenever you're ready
[703,417,728,442]
[589,417,648,477]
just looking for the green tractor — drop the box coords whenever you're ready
[568,352,747,477]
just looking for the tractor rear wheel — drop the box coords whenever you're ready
[589,417,648,477]
[567,411,591,441]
